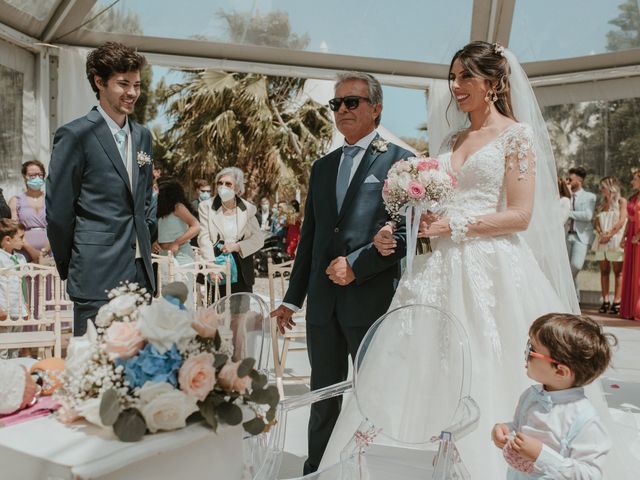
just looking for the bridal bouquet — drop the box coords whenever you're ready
[55,282,279,441]
[382,156,455,221]
[383,156,455,272]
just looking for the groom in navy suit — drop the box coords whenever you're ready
[271,72,410,473]
[46,42,155,336]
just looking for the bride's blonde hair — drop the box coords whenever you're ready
[448,41,516,121]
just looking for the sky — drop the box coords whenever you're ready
[97,0,629,139]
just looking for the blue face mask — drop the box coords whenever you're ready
[199,192,211,201]
[26,177,44,190]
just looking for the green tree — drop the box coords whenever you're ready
[156,10,332,200]
[85,3,157,124]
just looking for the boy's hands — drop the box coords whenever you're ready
[509,432,543,462]
[491,423,510,449]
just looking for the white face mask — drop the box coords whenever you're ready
[261,204,269,212]
[218,186,235,202]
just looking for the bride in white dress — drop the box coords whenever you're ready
[319,42,636,478]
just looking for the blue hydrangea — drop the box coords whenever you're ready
[118,343,182,388]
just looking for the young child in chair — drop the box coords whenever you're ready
[492,313,615,479]
[0,219,29,357]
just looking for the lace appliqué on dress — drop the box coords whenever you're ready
[500,123,536,180]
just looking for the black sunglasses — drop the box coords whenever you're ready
[328,96,372,112]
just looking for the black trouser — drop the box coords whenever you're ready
[303,315,369,475]
[71,259,151,336]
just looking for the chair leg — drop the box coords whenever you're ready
[280,337,290,372]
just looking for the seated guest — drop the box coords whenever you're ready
[191,179,212,213]
[256,197,273,232]
[0,219,28,359]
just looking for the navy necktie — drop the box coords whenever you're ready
[336,145,361,211]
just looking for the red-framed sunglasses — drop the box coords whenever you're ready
[525,339,559,364]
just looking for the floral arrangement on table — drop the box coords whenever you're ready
[55,282,279,441]
[382,156,456,270]
[382,156,456,222]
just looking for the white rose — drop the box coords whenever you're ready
[76,397,107,428]
[95,304,115,327]
[109,293,139,318]
[137,298,196,353]
[398,172,412,191]
[65,332,97,378]
[140,389,198,433]
[137,381,174,405]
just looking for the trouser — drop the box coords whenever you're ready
[304,315,369,475]
[71,259,151,336]
[566,233,589,290]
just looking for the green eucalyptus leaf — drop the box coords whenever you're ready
[250,371,268,390]
[113,408,147,442]
[243,417,266,436]
[266,406,277,422]
[199,398,218,431]
[217,402,243,426]
[213,330,221,350]
[237,358,256,378]
[214,354,228,368]
[99,388,121,426]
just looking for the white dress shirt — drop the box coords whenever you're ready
[338,129,378,185]
[96,105,141,259]
[0,249,27,318]
[506,384,611,479]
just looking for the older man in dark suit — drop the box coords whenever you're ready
[46,42,155,336]
[271,72,410,474]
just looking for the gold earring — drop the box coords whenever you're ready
[484,89,498,104]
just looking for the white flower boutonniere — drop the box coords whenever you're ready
[372,138,389,153]
[137,151,152,168]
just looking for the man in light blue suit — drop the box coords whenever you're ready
[566,167,596,296]
[271,72,411,474]
[46,43,155,336]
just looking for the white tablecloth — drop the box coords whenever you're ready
[0,416,243,479]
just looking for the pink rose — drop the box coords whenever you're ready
[416,161,429,171]
[103,322,144,360]
[407,180,426,199]
[178,352,216,401]
[425,159,440,170]
[217,361,252,394]
[191,309,220,338]
[449,173,458,188]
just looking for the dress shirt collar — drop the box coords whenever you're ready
[97,104,130,137]
[533,384,586,405]
[342,129,378,152]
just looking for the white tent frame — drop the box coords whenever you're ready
[1,0,640,163]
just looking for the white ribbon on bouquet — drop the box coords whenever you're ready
[401,205,423,277]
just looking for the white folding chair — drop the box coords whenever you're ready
[267,258,308,398]
[0,263,62,358]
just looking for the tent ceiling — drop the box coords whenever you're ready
[1,0,639,101]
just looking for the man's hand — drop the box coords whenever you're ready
[373,224,397,256]
[152,241,161,254]
[270,305,296,334]
[491,423,510,449]
[509,432,543,462]
[326,257,356,286]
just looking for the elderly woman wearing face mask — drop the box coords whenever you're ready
[198,167,264,295]
[8,160,50,262]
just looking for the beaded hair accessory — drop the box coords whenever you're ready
[493,42,506,57]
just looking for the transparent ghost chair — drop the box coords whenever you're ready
[208,293,275,477]
[253,304,480,480]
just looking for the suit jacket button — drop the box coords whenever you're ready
[334,227,339,233]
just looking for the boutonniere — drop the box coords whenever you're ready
[372,138,389,153]
[137,151,152,168]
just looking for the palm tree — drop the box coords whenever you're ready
[158,70,333,200]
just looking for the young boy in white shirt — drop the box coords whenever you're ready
[492,313,615,479]
[0,219,28,359]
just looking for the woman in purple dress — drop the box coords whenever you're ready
[8,160,50,263]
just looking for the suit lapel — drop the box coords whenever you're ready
[89,108,133,199]
[337,137,382,222]
[326,149,342,217]
[130,120,141,199]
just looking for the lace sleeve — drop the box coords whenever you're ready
[504,123,536,180]
[450,123,536,240]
